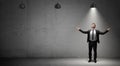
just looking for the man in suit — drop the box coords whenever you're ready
[76,23,110,63]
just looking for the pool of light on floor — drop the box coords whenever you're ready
[47,58,120,65]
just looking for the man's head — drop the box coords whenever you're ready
[91,23,96,29]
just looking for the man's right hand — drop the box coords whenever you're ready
[76,25,80,31]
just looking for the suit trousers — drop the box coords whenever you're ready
[88,41,97,60]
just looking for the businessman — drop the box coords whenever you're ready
[76,23,110,63]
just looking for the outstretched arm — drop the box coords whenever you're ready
[99,27,111,35]
[76,26,89,34]
[79,29,89,34]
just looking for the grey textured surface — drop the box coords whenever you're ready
[0,0,120,58]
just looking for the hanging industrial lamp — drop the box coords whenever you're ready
[55,2,61,9]
[19,1,25,9]
[90,1,96,8]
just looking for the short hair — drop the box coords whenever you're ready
[92,23,96,26]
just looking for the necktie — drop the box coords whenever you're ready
[92,30,94,40]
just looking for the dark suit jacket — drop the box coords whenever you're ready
[79,29,109,43]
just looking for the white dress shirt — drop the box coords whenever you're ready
[90,29,97,41]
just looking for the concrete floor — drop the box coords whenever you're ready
[0,58,120,66]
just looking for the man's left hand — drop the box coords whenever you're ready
[107,27,111,31]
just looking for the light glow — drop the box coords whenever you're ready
[80,8,107,30]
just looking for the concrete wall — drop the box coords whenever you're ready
[0,0,120,58]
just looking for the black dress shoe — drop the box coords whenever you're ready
[88,60,92,62]
[94,60,97,63]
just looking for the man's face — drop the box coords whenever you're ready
[91,23,96,29]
